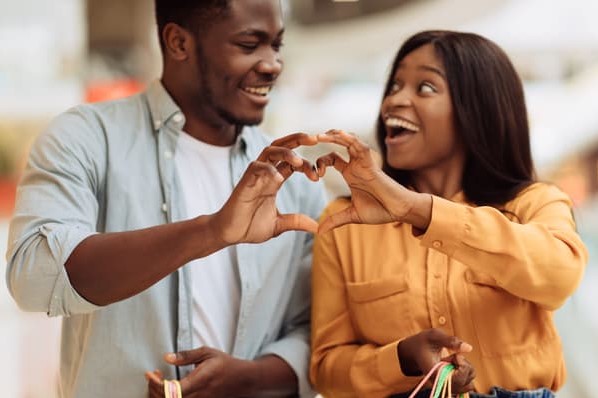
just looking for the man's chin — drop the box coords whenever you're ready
[224,112,264,127]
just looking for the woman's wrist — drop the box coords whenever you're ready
[401,191,433,233]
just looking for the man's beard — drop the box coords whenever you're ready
[197,46,263,127]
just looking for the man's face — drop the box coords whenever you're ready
[190,0,284,127]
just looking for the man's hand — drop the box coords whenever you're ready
[145,347,255,398]
[315,130,421,233]
[397,328,475,394]
[210,132,320,245]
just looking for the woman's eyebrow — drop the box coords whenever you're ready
[417,64,446,78]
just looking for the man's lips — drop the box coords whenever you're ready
[240,85,273,106]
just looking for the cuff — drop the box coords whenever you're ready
[40,224,102,317]
[418,195,468,257]
[376,340,421,392]
[260,333,316,398]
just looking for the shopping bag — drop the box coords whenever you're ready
[408,361,469,398]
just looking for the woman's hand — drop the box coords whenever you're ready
[397,328,475,394]
[316,130,431,233]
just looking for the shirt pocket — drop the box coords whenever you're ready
[464,270,557,358]
[345,274,414,344]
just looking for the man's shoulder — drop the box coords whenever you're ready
[44,93,148,139]
[71,92,147,123]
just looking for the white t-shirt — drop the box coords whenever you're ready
[175,131,240,353]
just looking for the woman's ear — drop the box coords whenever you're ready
[162,22,193,61]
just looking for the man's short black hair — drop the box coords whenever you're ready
[155,0,230,48]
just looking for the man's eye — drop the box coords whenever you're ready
[272,41,284,52]
[419,83,436,93]
[238,43,258,50]
[388,82,400,94]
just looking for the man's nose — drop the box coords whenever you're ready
[256,50,283,77]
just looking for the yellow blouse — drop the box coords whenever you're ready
[310,183,588,398]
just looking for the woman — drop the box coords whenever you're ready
[309,30,588,398]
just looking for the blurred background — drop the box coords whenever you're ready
[1,0,597,396]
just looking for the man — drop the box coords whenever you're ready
[5,0,326,397]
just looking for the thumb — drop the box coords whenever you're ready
[430,330,473,353]
[275,213,318,235]
[164,347,210,366]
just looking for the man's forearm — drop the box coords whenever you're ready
[65,214,227,305]
[244,355,298,397]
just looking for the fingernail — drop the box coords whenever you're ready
[165,353,177,362]
[460,342,473,352]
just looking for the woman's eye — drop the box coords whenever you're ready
[419,83,436,93]
[389,82,400,94]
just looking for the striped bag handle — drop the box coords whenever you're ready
[407,361,469,398]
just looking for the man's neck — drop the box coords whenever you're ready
[183,117,239,147]
[161,77,239,146]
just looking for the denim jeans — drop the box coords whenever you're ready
[390,386,555,398]
[470,386,555,398]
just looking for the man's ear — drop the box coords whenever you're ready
[162,23,193,61]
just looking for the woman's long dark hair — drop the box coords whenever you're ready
[376,30,535,206]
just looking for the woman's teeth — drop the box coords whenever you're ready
[385,117,419,132]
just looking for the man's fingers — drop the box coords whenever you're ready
[164,347,214,366]
[145,370,163,385]
[271,132,318,149]
[277,161,319,182]
[274,214,318,235]
[257,147,304,168]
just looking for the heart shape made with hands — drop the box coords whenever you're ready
[260,130,401,236]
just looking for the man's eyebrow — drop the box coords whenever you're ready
[234,28,285,40]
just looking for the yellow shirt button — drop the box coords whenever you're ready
[438,316,447,325]
[432,240,442,248]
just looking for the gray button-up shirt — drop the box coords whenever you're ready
[5,81,326,398]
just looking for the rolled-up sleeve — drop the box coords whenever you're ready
[5,107,105,316]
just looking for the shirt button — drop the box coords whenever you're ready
[173,113,184,123]
[438,316,447,325]
[164,150,173,159]
[432,240,442,248]
[161,203,168,213]
[154,120,162,129]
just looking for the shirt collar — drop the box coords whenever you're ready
[146,79,264,158]
[145,79,186,132]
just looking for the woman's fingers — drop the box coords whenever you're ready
[315,152,348,177]
[317,130,371,159]
[318,206,361,234]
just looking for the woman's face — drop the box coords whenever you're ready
[380,43,465,176]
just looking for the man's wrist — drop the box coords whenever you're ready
[238,358,260,396]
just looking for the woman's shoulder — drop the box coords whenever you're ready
[505,182,574,219]
[514,181,571,202]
